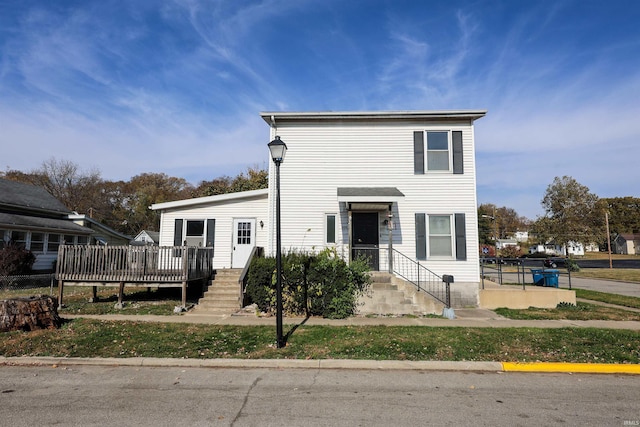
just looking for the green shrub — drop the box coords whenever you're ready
[0,243,36,276]
[566,257,581,272]
[244,249,370,319]
[245,256,276,312]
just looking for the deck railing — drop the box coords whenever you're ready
[56,245,214,283]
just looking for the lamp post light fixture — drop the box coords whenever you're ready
[268,136,287,348]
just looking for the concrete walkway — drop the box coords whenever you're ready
[61,305,640,330]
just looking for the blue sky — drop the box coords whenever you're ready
[1,0,639,219]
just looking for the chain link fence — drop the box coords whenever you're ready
[0,273,56,295]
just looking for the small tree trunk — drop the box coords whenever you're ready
[0,296,62,332]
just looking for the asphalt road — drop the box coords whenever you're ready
[1,365,639,426]
[519,258,640,269]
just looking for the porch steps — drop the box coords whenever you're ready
[357,272,445,316]
[189,269,242,314]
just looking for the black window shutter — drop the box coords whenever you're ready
[206,219,215,250]
[414,131,424,174]
[455,213,467,260]
[174,219,183,246]
[452,131,463,174]
[415,213,426,260]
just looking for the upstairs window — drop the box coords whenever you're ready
[414,130,463,174]
[426,131,450,171]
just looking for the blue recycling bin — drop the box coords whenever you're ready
[542,269,559,287]
[530,269,544,286]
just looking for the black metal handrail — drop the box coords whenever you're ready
[389,248,450,307]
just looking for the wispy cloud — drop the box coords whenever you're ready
[0,0,638,219]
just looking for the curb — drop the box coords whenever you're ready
[501,362,640,375]
[1,356,638,374]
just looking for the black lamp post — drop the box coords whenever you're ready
[268,135,287,348]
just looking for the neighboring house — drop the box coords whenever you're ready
[614,233,640,255]
[512,231,529,242]
[529,242,585,256]
[68,214,132,246]
[0,178,93,271]
[496,239,518,250]
[132,230,160,245]
[151,110,486,307]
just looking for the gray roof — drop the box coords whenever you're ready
[0,178,70,215]
[0,212,92,234]
[337,187,405,198]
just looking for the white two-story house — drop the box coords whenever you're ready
[151,110,486,307]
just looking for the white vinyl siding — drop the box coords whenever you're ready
[268,119,480,283]
[156,193,268,270]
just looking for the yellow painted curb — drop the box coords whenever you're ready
[502,362,640,375]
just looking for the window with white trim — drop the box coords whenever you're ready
[426,131,450,171]
[47,234,61,253]
[325,214,337,244]
[429,215,454,257]
[30,232,45,252]
[414,130,463,174]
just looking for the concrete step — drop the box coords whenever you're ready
[357,273,445,316]
[192,268,243,314]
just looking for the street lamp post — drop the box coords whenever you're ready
[268,136,287,348]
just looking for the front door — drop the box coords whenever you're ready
[232,218,256,268]
[352,212,379,270]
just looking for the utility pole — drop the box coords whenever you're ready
[605,212,612,269]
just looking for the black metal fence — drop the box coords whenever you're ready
[480,257,572,289]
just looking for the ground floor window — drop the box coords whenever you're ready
[429,215,453,257]
[415,213,467,261]
[325,214,337,244]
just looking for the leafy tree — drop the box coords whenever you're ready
[599,197,640,234]
[536,176,604,250]
[193,166,268,197]
[2,158,103,215]
[478,204,529,244]
[112,173,194,235]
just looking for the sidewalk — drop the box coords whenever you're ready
[60,306,640,330]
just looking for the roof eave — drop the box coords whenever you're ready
[260,110,487,124]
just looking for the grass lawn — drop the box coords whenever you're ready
[0,319,638,364]
[573,268,640,283]
[0,286,194,316]
[494,302,640,321]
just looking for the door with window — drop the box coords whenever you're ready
[232,218,256,268]
[351,212,379,270]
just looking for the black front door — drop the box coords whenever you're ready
[352,212,379,270]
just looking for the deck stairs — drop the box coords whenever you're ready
[357,272,445,316]
[189,269,242,315]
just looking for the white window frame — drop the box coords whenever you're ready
[185,219,206,247]
[30,232,45,253]
[425,130,452,172]
[427,214,455,259]
[325,213,337,245]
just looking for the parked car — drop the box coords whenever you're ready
[543,257,565,268]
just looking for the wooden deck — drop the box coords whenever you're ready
[55,245,214,308]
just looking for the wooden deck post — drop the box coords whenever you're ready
[181,281,187,308]
[117,282,125,306]
[57,280,64,309]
